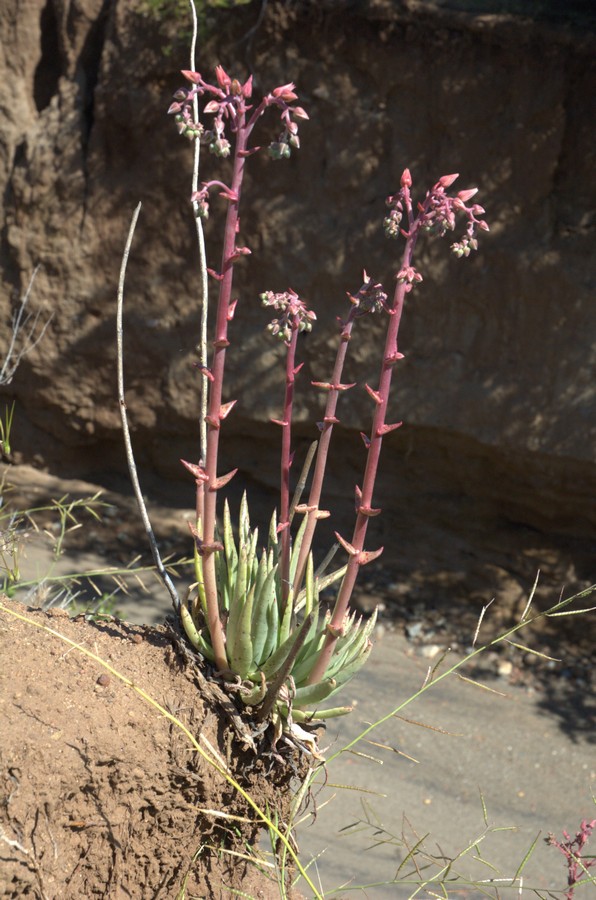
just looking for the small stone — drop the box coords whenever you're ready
[420,644,442,659]
[497,659,513,678]
[96,674,110,687]
[405,622,423,640]
[353,593,379,614]
[130,633,143,644]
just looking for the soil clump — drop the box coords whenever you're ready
[0,599,306,899]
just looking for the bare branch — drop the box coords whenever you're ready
[116,202,181,616]
[0,266,54,386]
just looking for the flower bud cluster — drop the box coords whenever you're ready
[396,266,423,288]
[384,171,489,262]
[169,68,308,167]
[260,289,316,343]
[265,84,308,161]
[168,66,251,151]
[383,206,403,239]
[451,236,478,258]
[268,126,301,160]
[191,187,210,220]
[349,270,388,316]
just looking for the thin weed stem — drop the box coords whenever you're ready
[116,202,181,615]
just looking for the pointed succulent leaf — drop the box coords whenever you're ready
[303,552,315,618]
[258,579,280,667]
[223,499,238,575]
[289,513,309,586]
[239,491,250,544]
[180,604,215,662]
[290,604,322,677]
[228,584,256,677]
[290,634,328,686]
[278,586,294,645]
[282,705,353,723]
[316,563,347,594]
[268,508,279,554]
[251,565,278,667]
[253,550,268,606]
[292,677,337,708]
[213,546,230,612]
[226,544,249,654]
[192,539,208,616]
[326,639,374,695]
[260,624,303,679]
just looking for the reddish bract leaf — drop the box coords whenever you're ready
[335,532,357,556]
[219,400,237,420]
[212,468,238,490]
[365,384,382,405]
[377,422,402,436]
[180,459,208,482]
[358,505,382,517]
[359,547,384,565]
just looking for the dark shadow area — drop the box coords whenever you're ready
[33,0,61,113]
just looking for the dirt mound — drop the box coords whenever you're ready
[0,599,306,899]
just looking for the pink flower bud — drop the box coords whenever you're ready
[457,188,478,202]
[401,169,412,188]
[438,173,459,188]
[181,70,201,84]
[292,106,309,120]
[272,83,298,101]
[203,99,220,114]
[214,65,231,89]
[242,75,253,98]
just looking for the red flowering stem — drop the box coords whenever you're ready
[278,324,300,611]
[293,313,356,595]
[308,235,418,685]
[201,112,249,672]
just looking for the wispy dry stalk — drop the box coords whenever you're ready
[116,202,181,615]
[0,265,53,386]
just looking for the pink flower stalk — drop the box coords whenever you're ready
[170,68,308,672]
[308,170,489,684]
[291,273,388,597]
[261,289,316,607]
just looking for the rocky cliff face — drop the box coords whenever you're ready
[1,1,595,609]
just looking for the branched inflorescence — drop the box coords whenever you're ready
[547,819,596,899]
[169,65,489,751]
